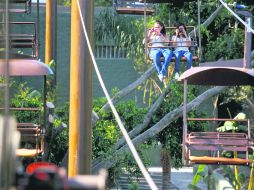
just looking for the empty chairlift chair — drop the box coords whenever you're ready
[114,0,154,15]
[0,22,37,59]
[0,107,44,158]
[178,60,254,166]
[15,108,43,157]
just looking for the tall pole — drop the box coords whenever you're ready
[69,0,93,176]
[68,0,81,177]
[45,0,57,83]
[77,0,93,175]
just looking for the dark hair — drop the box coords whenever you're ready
[178,23,187,32]
[155,20,166,35]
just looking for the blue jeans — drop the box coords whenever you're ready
[174,50,192,73]
[149,48,173,76]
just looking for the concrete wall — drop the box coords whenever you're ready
[10,5,141,105]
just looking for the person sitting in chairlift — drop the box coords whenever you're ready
[172,23,192,80]
[147,20,173,82]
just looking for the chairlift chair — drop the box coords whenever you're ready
[114,0,155,15]
[2,108,44,157]
[0,0,52,158]
[0,22,37,59]
[178,62,254,166]
[146,25,200,64]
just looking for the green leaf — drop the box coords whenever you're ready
[187,184,202,190]
[192,165,207,185]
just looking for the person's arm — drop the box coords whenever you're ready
[171,35,177,47]
[186,36,192,47]
[143,28,154,45]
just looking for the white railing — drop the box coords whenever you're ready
[95,45,128,59]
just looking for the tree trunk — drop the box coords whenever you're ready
[161,148,171,190]
[116,80,175,149]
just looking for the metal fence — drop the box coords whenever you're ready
[95,45,128,59]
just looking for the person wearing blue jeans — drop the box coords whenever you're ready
[147,20,173,82]
[174,50,192,74]
[150,48,173,81]
[172,23,192,79]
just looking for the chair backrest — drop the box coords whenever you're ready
[0,107,44,157]
[0,22,37,58]
[145,25,200,63]
[184,118,253,165]
[165,26,199,55]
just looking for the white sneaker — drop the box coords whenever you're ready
[158,74,164,82]
[174,72,180,80]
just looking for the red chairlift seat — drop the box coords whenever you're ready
[186,128,254,165]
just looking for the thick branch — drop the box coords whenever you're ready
[189,4,223,37]
[92,86,226,172]
[99,65,156,113]
[115,79,176,149]
[202,4,223,27]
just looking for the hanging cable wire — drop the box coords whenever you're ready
[219,0,254,34]
[76,1,158,190]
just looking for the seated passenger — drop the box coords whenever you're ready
[147,20,173,82]
[172,23,192,79]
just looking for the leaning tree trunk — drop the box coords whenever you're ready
[161,148,171,190]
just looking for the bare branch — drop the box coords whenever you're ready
[115,79,176,149]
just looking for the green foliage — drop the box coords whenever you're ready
[10,82,42,108]
[152,84,208,168]
[92,98,149,184]
[48,103,69,164]
[46,60,57,103]
[57,0,71,6]
[221,166,248,189]
[128,181,139,190]
[9,82,43,123]
[204,29,244,61]
[94,0,112,7]
[93,98,148,159]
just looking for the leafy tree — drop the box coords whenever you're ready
[93,97,149,184]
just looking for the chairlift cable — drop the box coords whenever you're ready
[76,1,158,189]
[219,0,254,34]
